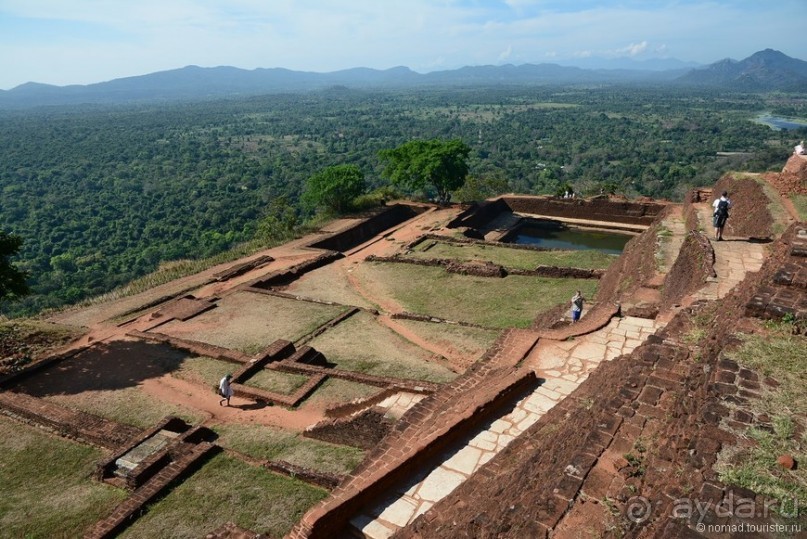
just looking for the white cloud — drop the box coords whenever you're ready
[498,45,513,62]
[616,41,649,57]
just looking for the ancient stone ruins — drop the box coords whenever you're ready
[1,154,806,538]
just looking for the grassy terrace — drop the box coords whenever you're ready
[791,194,807,221]
[717,321,807,516]
[409,240,618,270]
[43,387,205,429]
[393,318,500,362]
[156,292,348,354]
[357,262,599,328]
[0,416,126,538]
[214,423,365,475]
[118,453,327,539]
[284,264,376,309]
[308,311,457,382]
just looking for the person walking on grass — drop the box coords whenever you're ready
[219,373,234,406]
[571,290,584,323]
[712,191,732,241]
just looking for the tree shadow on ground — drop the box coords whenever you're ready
[14,340,190,397]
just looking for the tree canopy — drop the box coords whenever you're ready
[378,138,471,205]
[0,231,29,302]
[302,164,366,214]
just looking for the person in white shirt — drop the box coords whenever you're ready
[712,191,732,241]
[219,374,234,406]
[796,141,805,155]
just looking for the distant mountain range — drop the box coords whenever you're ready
[678,49,807,91]
[1,49,804,109]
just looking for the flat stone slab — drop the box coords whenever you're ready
[115,429,179,475]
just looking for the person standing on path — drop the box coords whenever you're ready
[712,191,732,241]
[219,374,234,406]
[571,290,584,323]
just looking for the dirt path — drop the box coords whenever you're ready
[139,374,326,430]
[29,205,479,439]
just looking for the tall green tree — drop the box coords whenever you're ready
[302,164,366,214]
[0,231,29,302]
[378,138,471,205]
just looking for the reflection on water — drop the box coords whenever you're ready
[511,223,632,254]
[754,114,807,131]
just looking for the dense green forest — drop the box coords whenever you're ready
[0,85,804,316]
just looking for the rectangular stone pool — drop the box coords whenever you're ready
[505,220,634,254]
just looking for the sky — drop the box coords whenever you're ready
[1,0,805,90]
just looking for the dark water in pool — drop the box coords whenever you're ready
[511,224,632,254]
[755,115,807,131]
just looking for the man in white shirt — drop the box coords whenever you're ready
[796,141,805,155]
[219,374,234,406]
[712,191,732,241]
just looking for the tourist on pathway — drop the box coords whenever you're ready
[571,290,584,323]
[219,374,234,406]
[712,191,732,241]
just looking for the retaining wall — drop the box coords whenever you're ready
[500,195,666,226]
[307,204,425,252]
[0,391,139,449]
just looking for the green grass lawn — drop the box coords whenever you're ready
[308,311,457,383]
[157,292,348,354]
[299,377,380,409]
[214,423,365,475]
[284,264,376,308]
[790,194,807,221]
[393,318,500,362]
[173,355,238,392]
[358,262,598,328]
[0,415,127,538]
[245,369,309,394]
[410,240,618,270]
[716,322,807,516]
[44,387,205,429]
[118,453,328,538]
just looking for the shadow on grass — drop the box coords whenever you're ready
[13,340,189,397]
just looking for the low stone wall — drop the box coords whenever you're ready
[272,360,439,393]
[684,188,713,232]
[263,460,343,490]
[367,254,603,280]
[746,224,807,320]
[405,233,567,253]
[85,442,220,539]
[307,204,425,252]
[247,251,343,289]
[213,255,274,282]
[96,416,193,483]
[446,199,510,230]
[128,330,251,364]
[230,340,297,385]
[234,373,327,408]
[0,391,139,449]
[501,195,666,226]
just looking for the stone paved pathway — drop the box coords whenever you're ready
[350,315,663,538]
[376,392,427,419]
[695,204,766,300]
